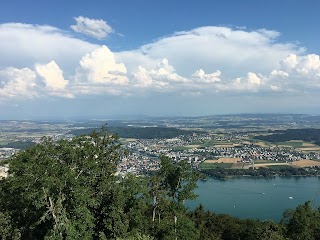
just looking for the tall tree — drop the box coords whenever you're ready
[282,201,320,240]
[0,129,141,239]
[149,156,201,239]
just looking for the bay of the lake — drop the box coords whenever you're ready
[186,176,320,222]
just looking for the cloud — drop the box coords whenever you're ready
[294,54,320,77]
[36,61,73,98]
[277,54,320,89]
[191,69,221,83]
[0,23,97,72]
[120,26,304,78]
[71,16,113,40]
[246,72,262,85]
[227,53,320,93]
[36,61,68,90]
[229,72,263,91]
[0,67,37,101]
[280,54,298,71]
[132,58,188,90]
[131,59,224,95]
[75,45,128,85]
[1,22,320,107]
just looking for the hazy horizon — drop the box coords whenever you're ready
[1,112,320,122]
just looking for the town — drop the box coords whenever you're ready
[1,114,320,177]
[117,132,320,175]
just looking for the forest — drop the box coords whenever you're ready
[254,128,320,145]
[1,130,320,239]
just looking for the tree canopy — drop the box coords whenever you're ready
[0,130,200,239]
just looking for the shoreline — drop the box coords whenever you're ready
[202,173,320,180]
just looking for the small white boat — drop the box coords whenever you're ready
[288,196,293,199]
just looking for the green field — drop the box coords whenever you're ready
[200,162,233,169]
[269,139,320,150]
[189,139,236,148]
[0,138,10,145]
[173,146,189,151]
[275,141,304,148]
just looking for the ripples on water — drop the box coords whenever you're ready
[186,176,320,221]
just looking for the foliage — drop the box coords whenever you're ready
[148,156,201,239]
[0,211,21,239]
[281,201,320,240]
[254,128,320,146]
[0,129,148,239]
[0,131,202,239]
[116,232,155,240]
[189,205,286,240]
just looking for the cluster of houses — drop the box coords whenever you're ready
[117,133,320,175]
[0,148,19,160]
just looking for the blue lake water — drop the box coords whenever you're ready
[186,177,320,222]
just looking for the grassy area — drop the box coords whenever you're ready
[173,146,189,151]
[274,140,320,149]
[275,141,304,148]
[189,140,236,148]
[202,141,215,147]
[202,140,221,147]
[200,162,233,169]
[0,139,10,145]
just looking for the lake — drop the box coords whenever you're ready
[186,176,320,221]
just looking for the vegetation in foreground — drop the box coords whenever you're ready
[1,130,320,239]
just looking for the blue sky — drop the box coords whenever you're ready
[0,0,320,119]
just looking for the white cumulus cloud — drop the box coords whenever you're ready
[36,61,73,98]
[71,16,113,40]
[227,72,263,92]
[192,69,221,83]
[228,53,320,93]
[0,67,37,101]
[267,54,320,91]
[76,45,128,85]
[132,58,188,90]
[280,54,298,71]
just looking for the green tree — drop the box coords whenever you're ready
[149,156,201,239]
[281,201,320,240]
[0,211,21,239]
[0,129,148,239]
[260,221,286,240]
